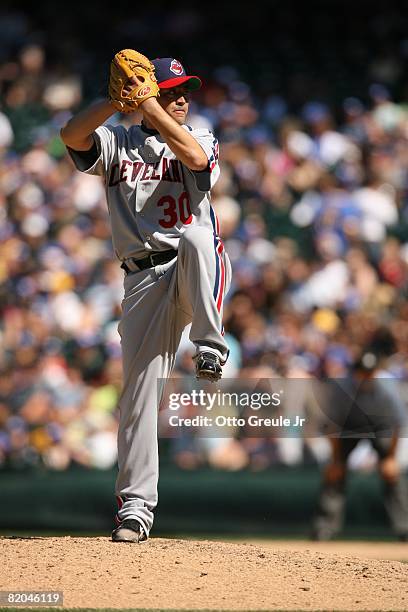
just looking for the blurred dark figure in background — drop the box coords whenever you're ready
[312,328,408,541]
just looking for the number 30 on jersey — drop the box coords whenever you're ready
[157,192,192,228]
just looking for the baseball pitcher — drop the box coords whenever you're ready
[61,50,231,542]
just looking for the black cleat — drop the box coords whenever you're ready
[194,351,223,382]
[111,519,148,543]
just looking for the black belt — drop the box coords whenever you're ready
[120,249,178,274]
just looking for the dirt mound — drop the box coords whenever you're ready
[1,536,407,610]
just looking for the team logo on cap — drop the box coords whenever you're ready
[170,60,183,75]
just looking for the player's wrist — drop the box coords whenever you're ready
[139,96,159,111]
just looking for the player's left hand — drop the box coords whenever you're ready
[379,455,399,483]
[108,49,160,114]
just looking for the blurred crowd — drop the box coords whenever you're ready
[0,5,407,471]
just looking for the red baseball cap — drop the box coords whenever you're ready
[151,58,202,91]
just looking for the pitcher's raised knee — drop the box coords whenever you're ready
[179,225,214,253]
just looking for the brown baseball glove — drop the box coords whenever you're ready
[108,49,159,113]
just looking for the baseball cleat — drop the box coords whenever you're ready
[111,519,148,543]
[193,351,223,382]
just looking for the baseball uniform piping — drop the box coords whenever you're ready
[210,206,225,313]
[216,240,225,312]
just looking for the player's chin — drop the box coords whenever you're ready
[173,111,187,124]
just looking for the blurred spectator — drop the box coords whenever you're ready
[311,328,408,541]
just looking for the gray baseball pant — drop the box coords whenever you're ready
[115,225,231,536]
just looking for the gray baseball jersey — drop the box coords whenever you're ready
[69,123,221,260]
[68,121,230,537]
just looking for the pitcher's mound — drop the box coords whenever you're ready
[1,536,407,610]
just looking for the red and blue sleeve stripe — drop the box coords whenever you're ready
[208,138,219,173]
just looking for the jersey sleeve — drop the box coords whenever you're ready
[66,124,118,177]
[186,127,220,192]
